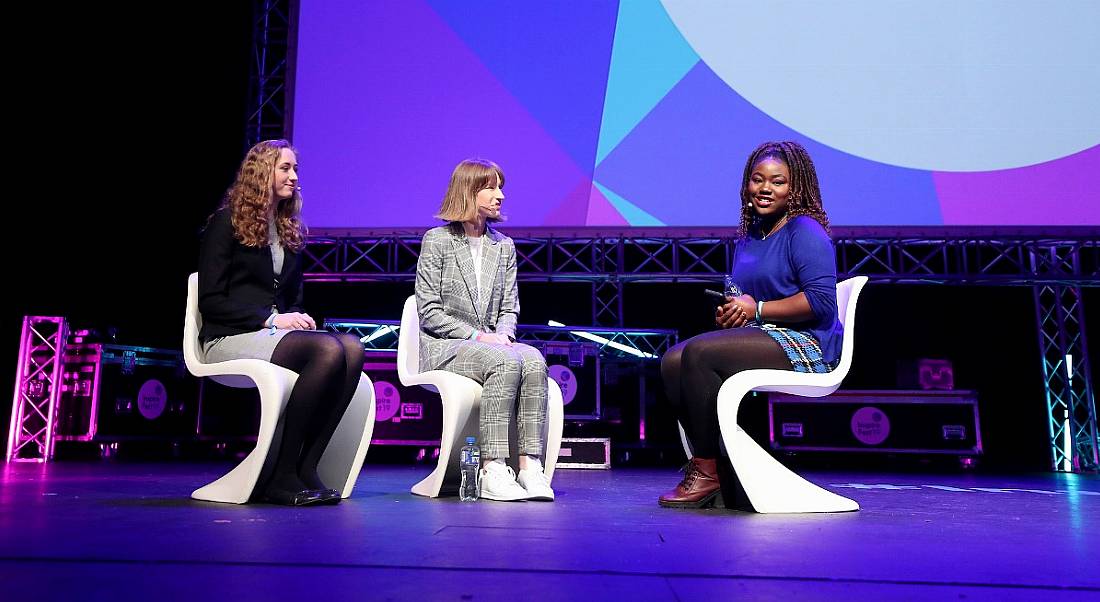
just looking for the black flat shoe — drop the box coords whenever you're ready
[298,474,341,505]
[261,487,337,506]
[317,488,342,505]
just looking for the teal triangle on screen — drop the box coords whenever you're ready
[594,181,664,226]
[595,0,699,166]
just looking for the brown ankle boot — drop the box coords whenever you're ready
[658,457,721,508]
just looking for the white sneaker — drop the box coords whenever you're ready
[517,458,555,501]
[479,461,528,502]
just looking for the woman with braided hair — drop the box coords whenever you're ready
[658,141,842,508]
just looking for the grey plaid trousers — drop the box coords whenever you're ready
[439,340,547,459]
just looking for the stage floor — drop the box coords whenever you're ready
[1,462,1097,600]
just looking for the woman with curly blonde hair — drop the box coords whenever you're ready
[198,139,366,506]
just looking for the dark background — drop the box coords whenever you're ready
[7,3,1096,471]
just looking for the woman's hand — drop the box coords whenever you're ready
[273,312,316,330]
[477,333,513,346]
[715,294,756,329]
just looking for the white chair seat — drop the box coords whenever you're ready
[397,295,564,497]
[183,272,376,503]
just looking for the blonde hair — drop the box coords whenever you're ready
[222,139,306,251]
[435,159,506,223]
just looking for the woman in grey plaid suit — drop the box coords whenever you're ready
[414,159,555,502]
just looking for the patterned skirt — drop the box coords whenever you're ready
[755,324,837,373]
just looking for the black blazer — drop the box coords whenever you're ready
[198,208,304,341]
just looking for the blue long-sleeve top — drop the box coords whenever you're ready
[729,215,843,365]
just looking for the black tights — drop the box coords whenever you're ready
[264,331,365,494]
[661,328,791,458]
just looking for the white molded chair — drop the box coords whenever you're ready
[397,295,564,497]
[183,273,377,503]
[681,276,868,513]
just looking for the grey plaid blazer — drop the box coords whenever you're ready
[414,223,519,371]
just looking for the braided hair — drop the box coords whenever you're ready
[738,141,829,237]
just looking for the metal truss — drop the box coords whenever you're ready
[1031,250,1098,471]
[6,317,68,462]
[305,226,1099,287]
[303,227,1099,327]
[245,0,295,147]
[835,228,1100,286]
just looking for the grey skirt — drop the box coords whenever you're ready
[202,328,292,363]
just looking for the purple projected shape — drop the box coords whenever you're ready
[596,62,943,226]
[292,0,590,227]
[586,184,629,226]
[544,179,596,226]
[933,145,1100,226]
[424,1,619,175]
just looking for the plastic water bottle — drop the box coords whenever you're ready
[724,274,744,298]
[459,436,480,501]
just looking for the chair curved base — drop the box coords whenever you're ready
[723,427,858,513]
[192,367,377,504]
[191,364,299,504]
[410,371,483,498]
[543,379,564,481]
[715,372,859,514]
[318,373,377,498]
